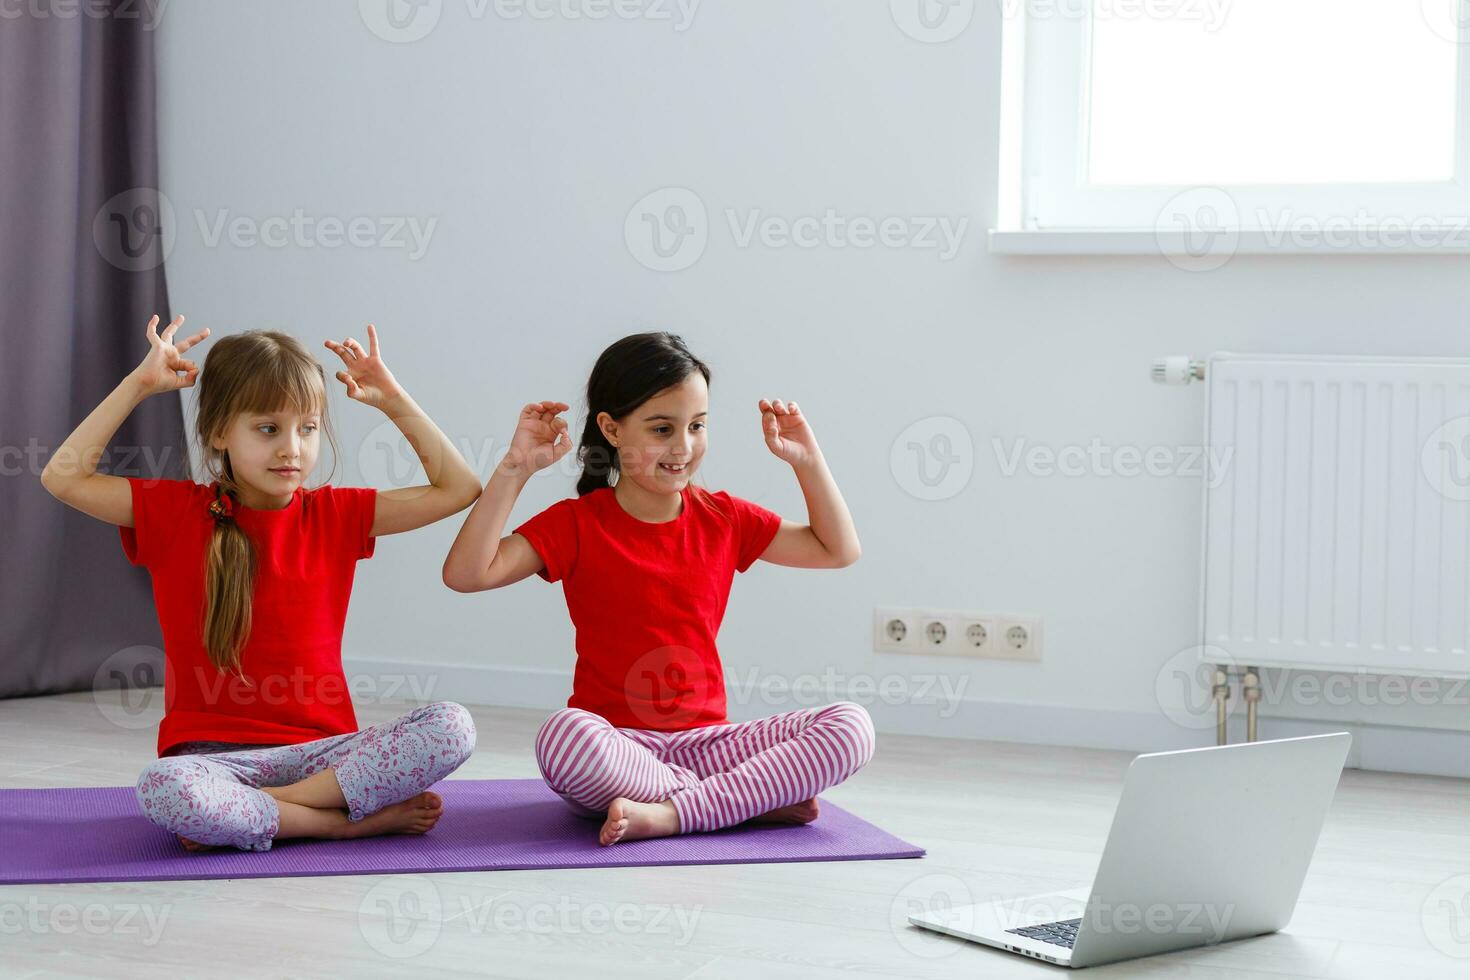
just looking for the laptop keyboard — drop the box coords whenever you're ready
[1006,917,1081,948]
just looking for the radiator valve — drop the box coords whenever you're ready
[1152,356,1206,385]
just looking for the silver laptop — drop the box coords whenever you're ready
[908,732,1350,968]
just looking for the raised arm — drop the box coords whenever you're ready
[442,401,572,592]
[40,315,209,526]
[323,324,482,537]
[752,398,861,569]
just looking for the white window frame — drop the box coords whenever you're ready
[992,3,1470,255]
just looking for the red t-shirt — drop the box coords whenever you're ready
[513,484,782,731]
[119,478,378,757]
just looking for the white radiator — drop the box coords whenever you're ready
[1200,353,1470,679]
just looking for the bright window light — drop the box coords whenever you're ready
[1086,0,1460,185]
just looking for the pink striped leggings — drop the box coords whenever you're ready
[534,701,876,833]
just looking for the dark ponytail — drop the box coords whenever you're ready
[576,332,710,496]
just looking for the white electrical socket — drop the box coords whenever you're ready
[876,607,1042,661]
[917,612,957,654]
[957,617,998,655]
[995,616,1043,662]
[873,608,918,653]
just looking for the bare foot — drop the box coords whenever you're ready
[750,798,820,825]
[339,791,444,840]
[600,797,680,846]
[176,834,219,853]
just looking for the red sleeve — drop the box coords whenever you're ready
[315,485,378,561]
[119,477,202,568]
[513,498,579,583]
[721,492,783,573]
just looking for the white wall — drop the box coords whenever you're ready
[154,1,1470,775]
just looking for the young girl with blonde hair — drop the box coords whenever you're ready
[43,315,482,852]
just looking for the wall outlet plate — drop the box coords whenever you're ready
[874,608,918,653]
[877,607,1042,662]
[957,616,999,656]
[995,616,1043,662]
[917,612,958,654]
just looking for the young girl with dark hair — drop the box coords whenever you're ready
[42,316,482,851]
[443,332,873,846]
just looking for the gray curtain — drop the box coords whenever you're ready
[0,1,187,697]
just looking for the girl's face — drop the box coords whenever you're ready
[210,404,322,508]
[599,372,708,496]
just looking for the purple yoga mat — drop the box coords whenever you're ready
[0,779,924,884]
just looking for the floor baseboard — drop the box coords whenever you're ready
[341,657,1470,779]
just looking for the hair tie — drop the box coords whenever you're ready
[209,487,236,525]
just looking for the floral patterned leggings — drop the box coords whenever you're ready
[134,701,477,852]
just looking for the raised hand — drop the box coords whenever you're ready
[129,315,210,395]
[324,324,404,410]
[501,401,572,477]
[760,398,821,468]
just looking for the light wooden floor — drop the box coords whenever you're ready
[2,692,1468,979]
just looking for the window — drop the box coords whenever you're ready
[994,0,1470,254]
